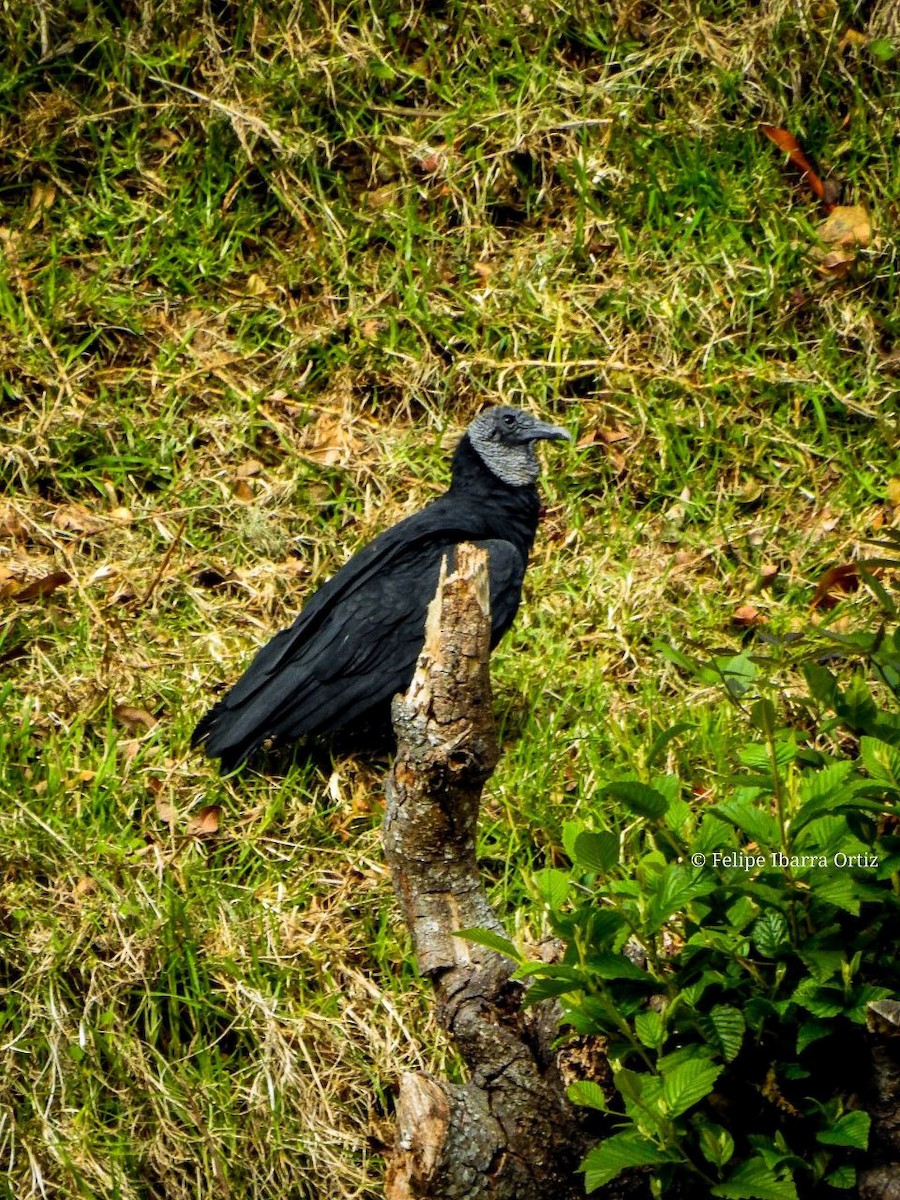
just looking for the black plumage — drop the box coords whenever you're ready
[192,406,570,770]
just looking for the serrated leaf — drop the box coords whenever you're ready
[661,1058,722,1117]
[454,927,521,961]
[573,830,619,872]
[581,1132,671,1191]
[707,1005,746,1062]
[534,868,570,910]
[803,663,838,708]
[646,721,695,768]
[646,864,715,932]
[792,978,845,1018]
[697,1121,735,1168]
[816,1110,870,1149]
[602,779,670,818]
[634,1009,666,1049]
[796,1018,831,1054]
[860,736,900,789]
[586,952,652,982]
[752,910,789,958]
[712,1155,799,1200]
[711,798,778,845]
[824,1165,857,1189]
[812,873,861,916]
[567,1080,609,1112]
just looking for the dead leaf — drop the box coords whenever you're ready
[473,261,493,281]
[839,28,869,50]
[52,503,106,535]
[232,479,254,502]
[817,249,855,278]
[11,570,71,602]
[361,319,381,339]
[817,204,871,248]
[760,124,827,202]
[154,790,177,825]
[74,877,98,897]
[245,273,267,297]
[109,506,133,524]
[0,504,27,539]
[811,563,860,610]
[186,804,221,837]
[733,604,767,627]
[759,563,780,589]
[235,459,263,479]
[113,704,157,732]
[887,478,900,506]
[27,181,57,229]
[299,411,360,467]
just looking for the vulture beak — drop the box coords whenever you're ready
[526,420,573,444]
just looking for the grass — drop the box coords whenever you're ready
[1,1,899,1196]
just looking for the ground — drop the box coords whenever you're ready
[0,2,898,1197]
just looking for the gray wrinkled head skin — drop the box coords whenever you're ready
[467,406,572,487]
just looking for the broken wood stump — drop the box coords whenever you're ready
[382,542,591,1200]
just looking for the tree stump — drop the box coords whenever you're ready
[382,543,591,1200]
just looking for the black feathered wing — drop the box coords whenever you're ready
[192,509,526,770]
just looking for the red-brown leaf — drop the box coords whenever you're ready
[811,563,860,610]
[760,124,827,202]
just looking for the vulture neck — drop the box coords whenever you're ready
[448,433,542,557]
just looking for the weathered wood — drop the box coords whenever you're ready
[383,543,591,1200]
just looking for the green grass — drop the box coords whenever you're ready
[1,1,899,1196]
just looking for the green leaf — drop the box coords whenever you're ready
[711,797,778,845]
[869,36,896,61]
[816,1110,870,1149]
[824,1165,857,1189]
[752,910,789,958]
[534,868,570,910]
[646,721,695,768]
[602,780,670,819]
[634,1009,666,1049]
[812,873,861,916]
[586,952,651,982]
[804,663,838,708]
[860,736,900,789]
[581,1132,671,1191]
[796,1018,831,1054]
[573,830,619,872]
[706,1005,746,1062]
[697,1120,735,1168]
[646,864,714,932]
[661,1058,722,1117]
[792,978,845,1019]
[454,927,521,961]
[567,1080,609,1112]
[712,1155,799,1200]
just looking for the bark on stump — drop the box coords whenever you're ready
[382,543,591,1200]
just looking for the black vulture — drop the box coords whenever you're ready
[192,406,571,770]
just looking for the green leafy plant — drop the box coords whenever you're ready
[466,590,900,1198]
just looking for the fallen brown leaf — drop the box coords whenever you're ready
[12,570,72,602]
[817,249,855,278]
[817,204,871,248]
[760,124,827,202]
[52,503,106,535]
[235,459,263,479]
[0,504,27,540]
[113,704,157,733]
[186,804,221,837]
[232,479,254,502]
[811,563,860,610]
[732,603,767,628]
